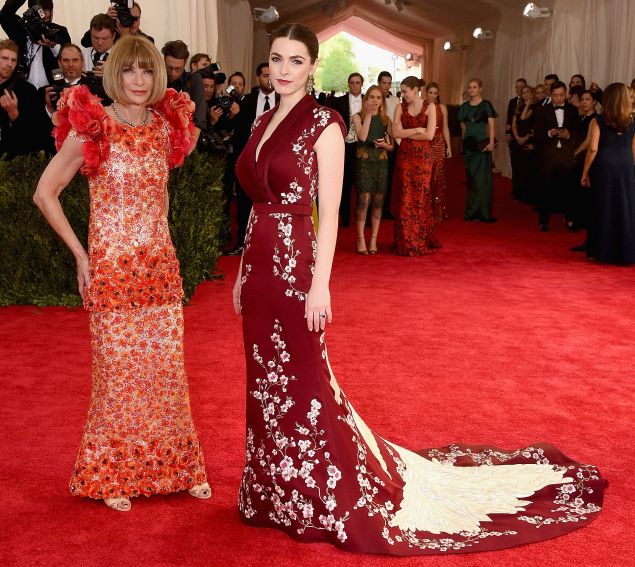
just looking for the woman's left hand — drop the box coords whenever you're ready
[446,147,452,158]
[484,142,495,152]
[305,285,332,332]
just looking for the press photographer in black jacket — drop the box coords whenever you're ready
[0,0,70,88]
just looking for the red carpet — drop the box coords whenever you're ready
[1,159,632,566]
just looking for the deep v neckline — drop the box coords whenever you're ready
[254,95,312,165]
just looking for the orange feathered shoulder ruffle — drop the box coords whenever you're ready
[53,86,194,175]
[151,88,195,169]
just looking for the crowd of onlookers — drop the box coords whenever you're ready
[504,73,635,264]
[1,1,633,264]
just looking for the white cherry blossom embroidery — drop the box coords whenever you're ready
[239,320,349,541]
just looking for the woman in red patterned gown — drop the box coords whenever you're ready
[392,76,440,255]
[426,82,452,222]
[233,24,604,556]
[34,37,210,511]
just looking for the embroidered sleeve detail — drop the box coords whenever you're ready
[53,85,109,177]
[315,106,346,139]
[151,88,195,169]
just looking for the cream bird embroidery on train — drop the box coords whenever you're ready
[385,442,572,534]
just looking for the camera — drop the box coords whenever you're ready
[85,53,109,97]
[111,0,136,28]
[19,3,60,43]
[198,62,226,86]
[215,85,238,115]
[48,67,66,109]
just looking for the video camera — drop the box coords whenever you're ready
[111,0,136,28]
[19,3,61,44]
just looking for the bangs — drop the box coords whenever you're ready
[121,42,156,70]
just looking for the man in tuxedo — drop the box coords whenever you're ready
[378,70,398,219]
[329,72,364,227]
[227,62,279,255]
[506,78,527,200]
[39,43,86,153]
[533,81,580,231]
[541,74,559,106]
[0,38,42,157]
[0,0,70,89]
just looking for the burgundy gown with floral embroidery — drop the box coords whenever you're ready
[234,94,604,556]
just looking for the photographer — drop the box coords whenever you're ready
[0,0,70,88]
[0,38,43,157]
[80,2,153,47]
[198,65,240,152]
[107,1,153,42]
[38,43,84,152]
[190,52,210,72]
[161,39,206,142]
[81,14,116,74]
[228,71,246,101]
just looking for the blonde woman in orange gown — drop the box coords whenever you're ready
[34,36,210,511]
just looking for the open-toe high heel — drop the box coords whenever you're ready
[189,482,213,499]
[357,236,369,255]
[105,497,131,512]
[369,235,378,255]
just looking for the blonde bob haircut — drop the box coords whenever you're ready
[103,35,167,105]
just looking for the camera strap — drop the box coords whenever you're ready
[26,40,42,79]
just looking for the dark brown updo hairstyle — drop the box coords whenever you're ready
[400,76,424,90]
[270,23,319,63]
[426,81,441,103]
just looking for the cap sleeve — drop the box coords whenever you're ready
[151,88,195,169]
[53,85,109,177]
[314,105,346,140]
[485,100,498,119]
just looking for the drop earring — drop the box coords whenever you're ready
[268,79,273,90]
[306,74,314,94]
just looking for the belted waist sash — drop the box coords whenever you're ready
[253,203,313,216]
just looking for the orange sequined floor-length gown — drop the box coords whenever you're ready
[392,100,439,256]
[430,103,448,222]
[53,86,207,500]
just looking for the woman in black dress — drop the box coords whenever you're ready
[511,85,538,203]
[581,83,635,264]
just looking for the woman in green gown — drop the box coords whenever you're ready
[457,78,498,222]
[351,85,394,254]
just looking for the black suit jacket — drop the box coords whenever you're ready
[533,102,580,158]
[0,0,71,84]
[0,74,43,157]
[232,90,279,158]
[506,96,521,130]
[329,93,353,135]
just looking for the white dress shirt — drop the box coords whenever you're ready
[385,92,398,122]
[345,93,362,143]
[82,47,112,72]
[255,89,274,119]
[26,40,61,89]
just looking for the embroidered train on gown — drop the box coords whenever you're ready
[234,95,604,555]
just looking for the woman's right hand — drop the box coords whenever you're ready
[581,173,591,188]
[363,100,373,115]
[76,254,91,301]
[233,276,242,315]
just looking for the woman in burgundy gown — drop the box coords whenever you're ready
[426,82,452,222]
[233,24,604,556]
[392,76,440,255]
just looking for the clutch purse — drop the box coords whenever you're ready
[477,138,498,151]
